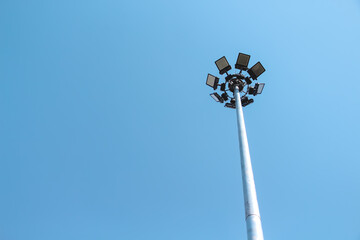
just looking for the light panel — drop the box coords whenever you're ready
[256,83,265,94]
[225,102,236,109]
[235,53,250,70]
[206,74,219,90]
[248,62,265,80]
[210,92,224,103]
[215,56,232,75]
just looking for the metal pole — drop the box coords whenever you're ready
[234,86,264,240]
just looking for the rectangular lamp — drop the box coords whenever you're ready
[210,92,224,103]
[248,62,265,80]
[206,74,219,90]
[215,56,232,75]
[235,53,250,70]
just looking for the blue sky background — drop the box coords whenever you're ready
[1,0,360,239]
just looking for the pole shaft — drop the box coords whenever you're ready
[234,86,264,240]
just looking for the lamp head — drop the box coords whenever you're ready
[235,53,251,70]
[248,62,265,80]
[215,56,232,75]
[206,74,219,90]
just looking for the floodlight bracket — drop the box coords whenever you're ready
[228,78,245,93]
[225,73,245,82]
[225,74,234,81]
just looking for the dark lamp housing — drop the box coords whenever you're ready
[241,96,254,107]
[235,53,250,70]
[248,62,265,80]
[210,92,224,103]
[221,93,229,101]
[215,56,232,75]
[248,87,255,95]
[206,74,219,90]
[225,102,236,109]
[245,77,252,85]
[220,83,226,91]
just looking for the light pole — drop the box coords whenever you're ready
[206,53,266,240]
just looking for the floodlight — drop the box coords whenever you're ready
[235,53,250,70]
[249,83,265,96]
[242,97,254,107]
[221,93,229,101]
[248,62,265,80]
[255,83,265,95]
[225,103,236,109]
[210,92,224,103]
[206,74,219,90]
[220,83,226,91]
[248,87,255,95]
[215,56,232,75]
[225,98,236,109]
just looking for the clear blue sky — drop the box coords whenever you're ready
[1,0,360,239]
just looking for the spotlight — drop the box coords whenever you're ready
[206,74,219,90]
[249,83,265,96]
[241,96,254,107]
[248,87,255,95]
[225,98,236,109]
[221,92,229,101]
[210,92,224,103]
[235,53,250,70]
[215,56,232,75]
[241,96,249,102]
[225,103,236,109]
[220,83,226,91]
[248,62,265,80]
[255,83,265,95]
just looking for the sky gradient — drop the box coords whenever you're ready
[1,0,360,239]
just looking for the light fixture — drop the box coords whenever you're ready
[248,62,265,80]
[241,96,254,107]
[248,87,255,95]
[225,98,236,108]
[255,83,265,95]
[225,102,236,109]
[249,83,265,96]
[210,92,224,103]
[220,83,226,91]
[215,56,232,75]
[235,53,251,70]
[206,53,266,109]
[221,92,229,101]
[206,74,219,90]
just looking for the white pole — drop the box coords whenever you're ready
[234,86,264,240]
